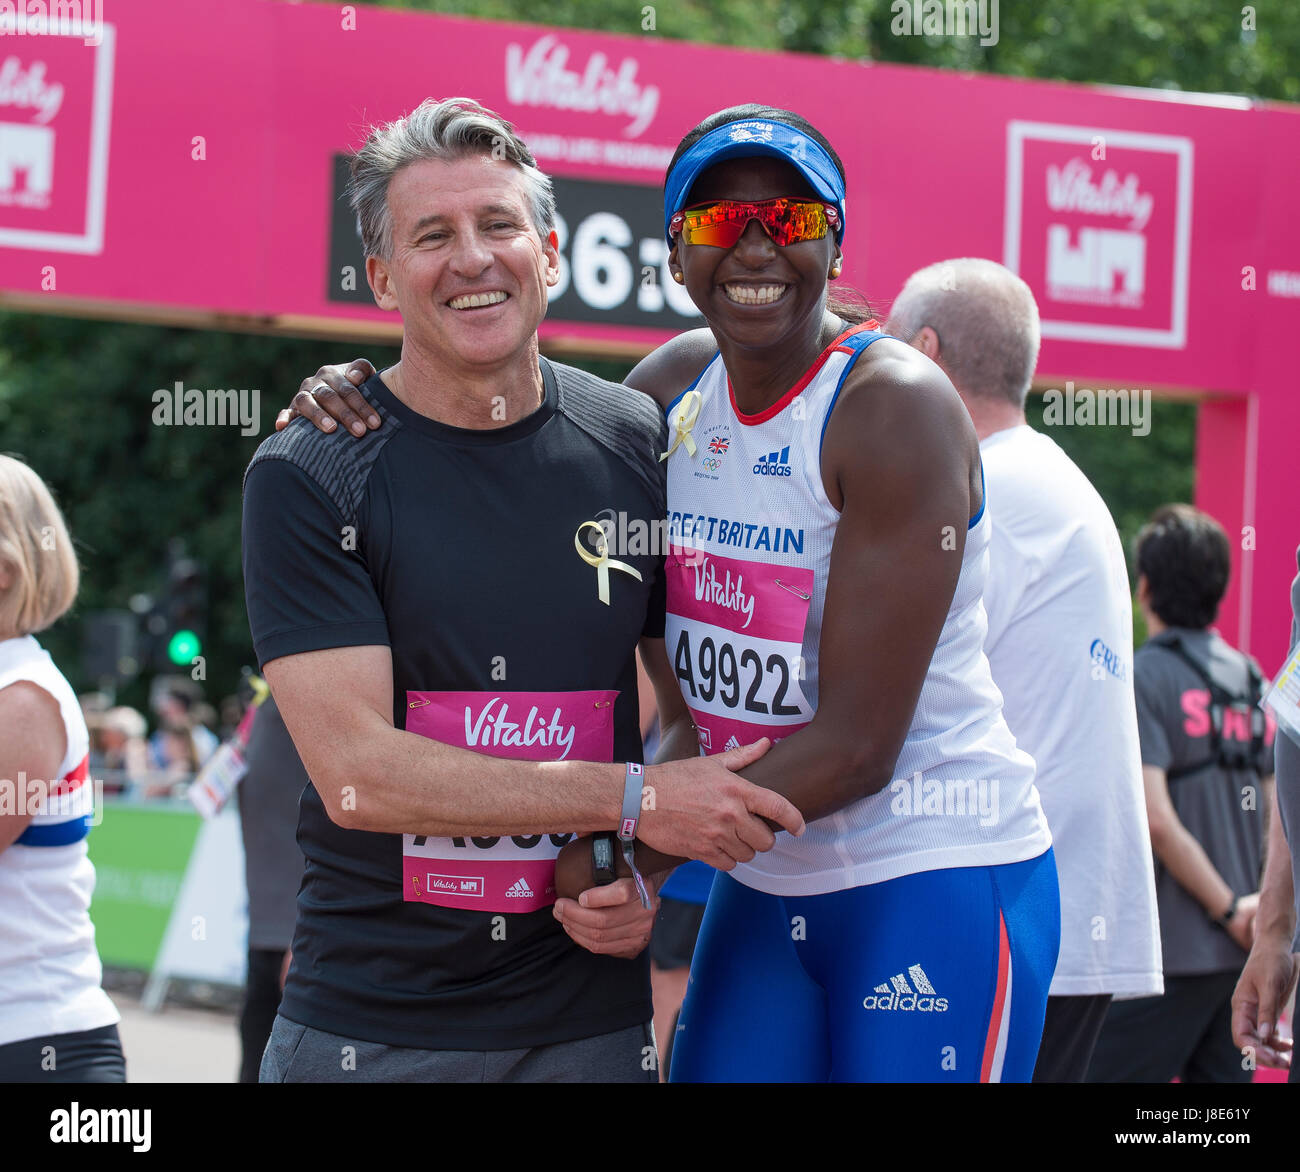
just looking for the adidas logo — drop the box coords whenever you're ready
[862,964,949,1012]
[723,734,741,751]
[504,877,533,898]
[752,445,793,477]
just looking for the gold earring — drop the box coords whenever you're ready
[672,271,685,284]
[830,264,842,279]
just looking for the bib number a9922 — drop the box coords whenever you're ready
[673,630,803,717]
[663,548,814,753]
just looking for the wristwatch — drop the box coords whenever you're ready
[591,832,618,887]
[1213,896,1239,928]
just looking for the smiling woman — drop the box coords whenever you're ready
[628,103,1061,1083]
[663,106,872,331]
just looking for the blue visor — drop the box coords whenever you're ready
[664,119,846,245]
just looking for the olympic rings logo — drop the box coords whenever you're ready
[701,457,722,471]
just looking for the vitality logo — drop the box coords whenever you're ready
[753,445,793,477]
[863,964,949,1012]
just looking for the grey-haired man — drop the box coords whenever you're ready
[241,97,800,1082]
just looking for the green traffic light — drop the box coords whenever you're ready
[167,629,202,664]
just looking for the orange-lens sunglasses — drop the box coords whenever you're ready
[669,197,840,249]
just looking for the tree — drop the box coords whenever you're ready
[382,0,1299,101]
[0,317,398,710]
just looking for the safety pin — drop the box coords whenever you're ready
[775,578,811,601]
[408,698,430,709]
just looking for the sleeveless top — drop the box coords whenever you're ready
[0,635,119,1045]
[662,325,1051,895]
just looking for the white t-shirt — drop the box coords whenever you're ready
[981,425,1163,998]
[0,635,120,1046]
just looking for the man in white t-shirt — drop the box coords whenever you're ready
[886,257,1163,1081]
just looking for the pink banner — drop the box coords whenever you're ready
[0,0,1294,392]
[1,0,1297,662]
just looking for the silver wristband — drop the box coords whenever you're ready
[618,762,652,910]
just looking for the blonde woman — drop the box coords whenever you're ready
[0,455,124,1082]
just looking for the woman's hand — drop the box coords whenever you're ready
[552,836,663,960]
[276,359,380,435]
[554,834,605,901]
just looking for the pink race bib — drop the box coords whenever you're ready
[401,690,616,913]
[664,547,814,754]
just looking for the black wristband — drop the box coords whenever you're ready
[1214,896,1239,927]
[591,832,618,886]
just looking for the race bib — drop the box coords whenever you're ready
[664,547,814,753]
[401,690,616,913]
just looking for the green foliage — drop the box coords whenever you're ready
[379,0,1298,102]
[0,313,398,707]
[1026,393,1198,646]
[1027,393,1197,564]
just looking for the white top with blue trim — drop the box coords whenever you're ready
[662,327,1051,895]
[0,635,119,1046]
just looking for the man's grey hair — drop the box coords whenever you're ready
[346,97,556,260]
[886,258,1041,409]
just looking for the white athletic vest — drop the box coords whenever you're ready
[0,635,119,1046]
[662,326,1052,895]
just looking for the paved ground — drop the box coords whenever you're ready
[107,977,242,1083]
[103,973,1293,1084]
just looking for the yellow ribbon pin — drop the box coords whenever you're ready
[575,521,643,605]
[660,389,701,462]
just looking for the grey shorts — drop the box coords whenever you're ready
[259,1015,658,1083]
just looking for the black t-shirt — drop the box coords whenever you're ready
[241,358,666,1050]
[1134,628,1275,976]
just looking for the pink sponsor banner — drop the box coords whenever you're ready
[401,689,616,913]
[1007,125,1191,349]
[0,0,1290,391]
[0,18,111,251]
[664,547,813,643]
